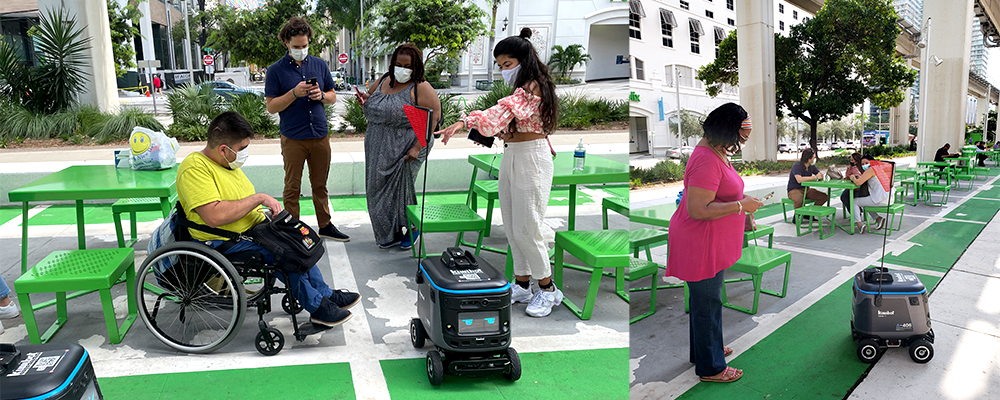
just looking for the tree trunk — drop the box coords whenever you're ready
[487,5,498,85]
[809,120,819,154]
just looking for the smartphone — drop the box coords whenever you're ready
[467,128,495,148]
[354,85,366,105]
[762,192,775,201]
[305,77,317,85]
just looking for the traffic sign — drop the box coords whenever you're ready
[203,55,214,66]
[338,53,349,64]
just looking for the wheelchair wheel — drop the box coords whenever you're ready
[135,242,247,353]
[281,293,304,315]
[255,327,284,356]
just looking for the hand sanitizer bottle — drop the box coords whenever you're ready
[574,138,586,171]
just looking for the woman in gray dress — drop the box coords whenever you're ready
[357,43,442,249]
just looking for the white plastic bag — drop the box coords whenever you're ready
[130,126,180,170]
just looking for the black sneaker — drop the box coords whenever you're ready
[310,297,352,328]
[328,289,361,309]
[319,224,350,242]
[378,234,403,249]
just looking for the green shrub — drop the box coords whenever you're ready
[553,76,581,85]
[557,92,629,129]
[430,81,451,90]
[0,106,77,141]
[341,98,367,133]
[467,81,513,112]
[439,93,462,129]
[92,106,164,143]
[228,93,278,138]
[165,83,222,141]
[629,160,685,185]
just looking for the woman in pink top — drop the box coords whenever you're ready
[437,28,564,318]
[667,103,763,383]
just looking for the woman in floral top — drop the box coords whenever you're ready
[437,27,562,318]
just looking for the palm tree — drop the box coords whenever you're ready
[485,0,507,85]
[548,44,591,79]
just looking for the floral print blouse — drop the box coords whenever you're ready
[462,88,544,137]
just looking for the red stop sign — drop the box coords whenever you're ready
[203,55,214,66]
[338,53,349,64]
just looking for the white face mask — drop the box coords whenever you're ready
[225,145,249,169]
[289,47,308,62]
[394,67,413,83]
[501,64,521,85]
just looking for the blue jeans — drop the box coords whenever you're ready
[0,275,11,299]
[687,269,727,377]
[201,240,333,314]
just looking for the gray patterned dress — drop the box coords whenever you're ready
[363,77,434,244]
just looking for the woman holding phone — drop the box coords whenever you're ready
[667,103,763,383]
[435,28,562,318]
[356,43,441,250]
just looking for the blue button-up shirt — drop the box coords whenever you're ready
[264,54,334,140]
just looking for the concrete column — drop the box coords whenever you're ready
[975,94,990,129]
[918,1,974,162]
[891,94,911,146]
[38,0,118,113]
[736,0,777,161]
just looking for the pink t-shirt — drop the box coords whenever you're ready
[665,146,746,282]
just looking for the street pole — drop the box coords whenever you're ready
[166,1,176,73]
[182,0,194,85]
[359,0,365,88]
[149,67,158,115]
[675,70,683,142]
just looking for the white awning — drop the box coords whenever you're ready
[629,0,646,18]
[689,18,705,36]
[660,8,676,28]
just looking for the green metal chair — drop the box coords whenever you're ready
[553,229,628,320]
[112,193,178,248]
[865,202,906,236]
[406,204,486,258]
[721,246,792,314]
[15,248,137,344]
[627,257,660,324]
[922,183,950,206]
[602,196,629,229]
[794,205,837,239]
[743,225,774,248]
[468,180,499,237]
[781,198,815,223]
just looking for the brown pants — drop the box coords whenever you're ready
[281,135,332,228]
[787,187,829,208]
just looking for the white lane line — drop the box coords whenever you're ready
[325,240,393,400]
[0,205,49,231]
[770,243,865,263]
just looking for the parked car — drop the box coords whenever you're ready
[666,146,695,159]
[196,81,261,101]
[832,142,844,150]
[845,141,858,150]
[778,143,794,153]
[798,143,808,151]
[817,143,831,151]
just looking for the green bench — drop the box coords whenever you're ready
[721,246,792,314]
[112,193,178,248]
[794,205,836,239]
[15,248,137,344]
[406,204,486,258]
[553,229,628,320]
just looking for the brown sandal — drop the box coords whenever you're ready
[699,366,743,383]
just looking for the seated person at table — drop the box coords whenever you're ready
[787,148,829,215]
[934,143,960,170]
[176,111,359,328]
[847,156,892,234]
[976,141,989,167]
[994,141,1000,150]
[840,153,871,216]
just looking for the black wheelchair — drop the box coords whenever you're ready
[134,206,317,356]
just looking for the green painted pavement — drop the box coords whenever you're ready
[97,362,354,399]
[680,273,941,399]
[381,348,628,399]
[974,185,1000,199]
[879,220,986,273]
[945,198,1000,222]
[0,207,22,226]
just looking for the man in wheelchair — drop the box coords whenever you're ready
[176,111,358,328]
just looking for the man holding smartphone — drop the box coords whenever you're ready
[264,16,348,241]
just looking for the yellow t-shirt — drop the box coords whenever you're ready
[176,151,266,241]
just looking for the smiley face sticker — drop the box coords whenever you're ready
[131,131,151,156]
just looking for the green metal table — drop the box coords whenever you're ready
[9,165,177,273]
[802,179,860,235]
[916,162,956,187]
[468,152,629,231]
[629,203,678,228]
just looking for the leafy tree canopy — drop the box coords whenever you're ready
[698,0,915,151]
[364,0,487,62]
[108,0,143,77]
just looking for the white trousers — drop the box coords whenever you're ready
[852,189,894,223]
[498,139,554,280]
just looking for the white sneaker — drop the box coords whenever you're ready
[525,286,564,318]
[0,301,18,319]
[511,283,534,304]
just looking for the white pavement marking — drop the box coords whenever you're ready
[771,243,865,263]
[0,205,48,231]
[634,174,1000,398]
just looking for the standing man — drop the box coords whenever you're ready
[265,16,349,241]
